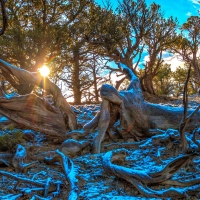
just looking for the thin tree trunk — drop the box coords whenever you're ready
[93,66,99,103]
[144,73,155,95]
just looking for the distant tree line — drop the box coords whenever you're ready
[0,0,199,104]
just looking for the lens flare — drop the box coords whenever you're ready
[39,65,50,77]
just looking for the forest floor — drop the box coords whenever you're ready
[0,95,200,200]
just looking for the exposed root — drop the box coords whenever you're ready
[92,99,110,154]
[12,144,38,173]
[104,128,179,151]
[55,149,79,200]
[102,149,199,198]
[0,170,62,197]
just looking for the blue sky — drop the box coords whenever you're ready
[146,0,200,24]
[96,0,200,24]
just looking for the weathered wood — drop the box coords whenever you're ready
[101,63,151,138]
[0,170,62,196]
[0,94,67,138]
[92,99,110,153]
[1,59,200,148]
[12,144,37,173]
[146,103,200,131]
[59,139,90,157]
[81,63,152,153]
[0,59,77,130]
[102,149,198,198]
[55,149,79,200]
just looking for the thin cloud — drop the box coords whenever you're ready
[164,55,185,71]
[190,0,199,4]
[186,12,192,16]
[143,55,150,62]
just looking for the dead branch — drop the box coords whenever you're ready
[12,144,38,173]
[191,127,200,151]
[102,149,198,198]
[161,178,200,187]
[179,66,200,153]
[55,149,79,200]
[104,128,178,150]
[83,112,100,133]
[0,193,23,200]
[0,170,62,193]
[0,146,62,198]
[179,66,191,153]
[92,99,110,153]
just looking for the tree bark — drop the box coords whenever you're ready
[143,73,155,95]
[89,63,151,153]
[92,65,99,103]
[0,94,67,138]
[146,102,200,131]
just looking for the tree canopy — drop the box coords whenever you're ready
[0,0,200,103]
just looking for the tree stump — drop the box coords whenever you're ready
[84,63,200,153]
[84,63,151,153]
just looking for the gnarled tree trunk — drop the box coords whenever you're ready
[83,63,151,153]
[83,63,200,153]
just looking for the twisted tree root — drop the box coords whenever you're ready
[0,170,62,197]
[55,149,79,200]
[102,149,199,198]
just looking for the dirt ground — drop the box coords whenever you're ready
[0,98,200,200]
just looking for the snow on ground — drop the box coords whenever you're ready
[0,98,200,199]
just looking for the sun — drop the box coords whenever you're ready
[39,65,50,77]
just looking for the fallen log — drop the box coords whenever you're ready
[146,103,200,131]
[0,94,67,138]
[55,149,79,200]
[0,170,62,197]
[102,149,199,198]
